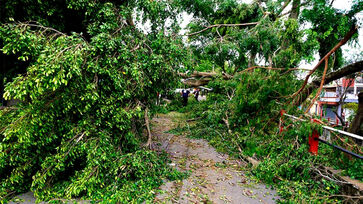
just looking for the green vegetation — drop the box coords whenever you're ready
[171,71,362,203]
[0,0,187,203]
[1,0,362,203]
[344,103,358,119]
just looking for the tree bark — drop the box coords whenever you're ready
[348,92,363,138]
[178,71,218,78]
[144,108,152,148]
[289,0,301,19]
[178,71,232,80]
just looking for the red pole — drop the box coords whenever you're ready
[308,129,320,155]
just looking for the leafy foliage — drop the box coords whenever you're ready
[1,0,362,203]
[183,0,323,74]
[175,71,362,202]
[0,1,187,202]
[301,0,361,74]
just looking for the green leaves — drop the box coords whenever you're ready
[0,0,187,203]
[174,67,362,202]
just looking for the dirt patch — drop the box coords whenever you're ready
[153,112,278,203]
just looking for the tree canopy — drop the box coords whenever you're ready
[184,0,361,73]
[0,0,187,202]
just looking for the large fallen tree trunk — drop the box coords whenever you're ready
[179,71,232,79]
[178,71,218,78]
[311,60,363,88]
[297,60,363,105]
[182,78,213,86]
[179,60,363,89]
[179,71,232,87]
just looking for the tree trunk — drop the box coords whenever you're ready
[144,108,153,148]
[182,78,213,87]
[281,0,301,50]
[348,92,363,144]
[178,71,218,78]
[0,53,5,106]
[289,0,301,19]
[178,71,232,80]
[297,60,363,105]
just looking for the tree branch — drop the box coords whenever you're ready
[222,113,232,134]
[186,22,259,36]
[144,108,152,149]
[291,25,358,99]
[19,22,67,37]
[304,58,329,113]
[276,0,292,16]
[241,66,311,72]
[312,166,350,184]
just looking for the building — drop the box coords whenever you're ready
[312,75,363,124]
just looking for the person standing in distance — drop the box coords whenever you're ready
[182,89,190,106]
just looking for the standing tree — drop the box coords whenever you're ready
[349,92,363,140]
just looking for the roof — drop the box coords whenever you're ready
[323,84,337,88]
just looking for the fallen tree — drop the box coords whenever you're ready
[0,1,186,203]
[179,60,363,90]
[297,60,363,105]
[179,71,233,86]
[182,78,213,87]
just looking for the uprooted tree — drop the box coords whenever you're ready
[1,0,363,203]
[175,0,363,203]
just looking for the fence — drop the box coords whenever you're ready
[280,111,363,160]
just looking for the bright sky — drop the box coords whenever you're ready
[178,0,362,69]
[332,0,362,61]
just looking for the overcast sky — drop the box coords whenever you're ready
[332,0,362,60]
[178,0,362,69]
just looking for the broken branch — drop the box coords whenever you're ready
[186,22,259,36]
[291,25,358,98]
[304,58,329,113]
[241,66,310,73]
[144,108,152,149]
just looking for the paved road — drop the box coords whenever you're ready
[153,112,279,203]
